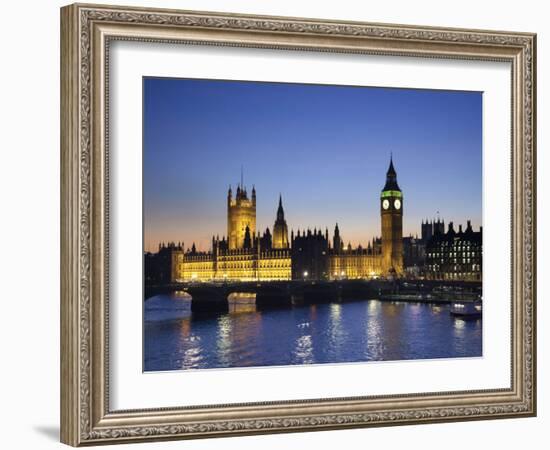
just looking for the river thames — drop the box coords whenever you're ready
[144,291,482,371]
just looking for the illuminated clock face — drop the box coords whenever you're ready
[394,199,402,210]
[382,199,390,210]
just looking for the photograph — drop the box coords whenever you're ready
[143,77,483,372]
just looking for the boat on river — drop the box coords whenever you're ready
[450,300,482,319]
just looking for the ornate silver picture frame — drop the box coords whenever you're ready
[60,3,536,446]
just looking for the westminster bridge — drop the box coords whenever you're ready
[144,279,482,313]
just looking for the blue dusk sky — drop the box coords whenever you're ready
[143,77,482,252]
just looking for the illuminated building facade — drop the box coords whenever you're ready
[158,158,404,282]
[425,220,482,281]
[174,185,292,282]
[328,236,383,280]
[227,183,256,250]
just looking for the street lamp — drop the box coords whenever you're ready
[303,271,308,281]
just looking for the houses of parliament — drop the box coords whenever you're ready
[154,158,404,282]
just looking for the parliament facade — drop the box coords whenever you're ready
[157,158,404,282]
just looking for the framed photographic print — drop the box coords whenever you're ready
[60,3,537,446]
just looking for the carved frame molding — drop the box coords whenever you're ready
[60,3,536,446]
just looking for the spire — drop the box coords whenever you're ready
[240,165,244,189]
[333,223,342,253]
[276,194,285,221]
[382,155,400,191]
[387,153,396,176]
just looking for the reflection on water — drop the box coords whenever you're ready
[229,303,257,314]
[216,315,232,367]
[144,294,482,371]
[227,292,256,303]
[294,334,314,364]
[228,292,257,314]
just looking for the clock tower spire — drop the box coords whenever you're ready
[380,155,403,276]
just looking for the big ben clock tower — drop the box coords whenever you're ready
[380,156,403,276]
